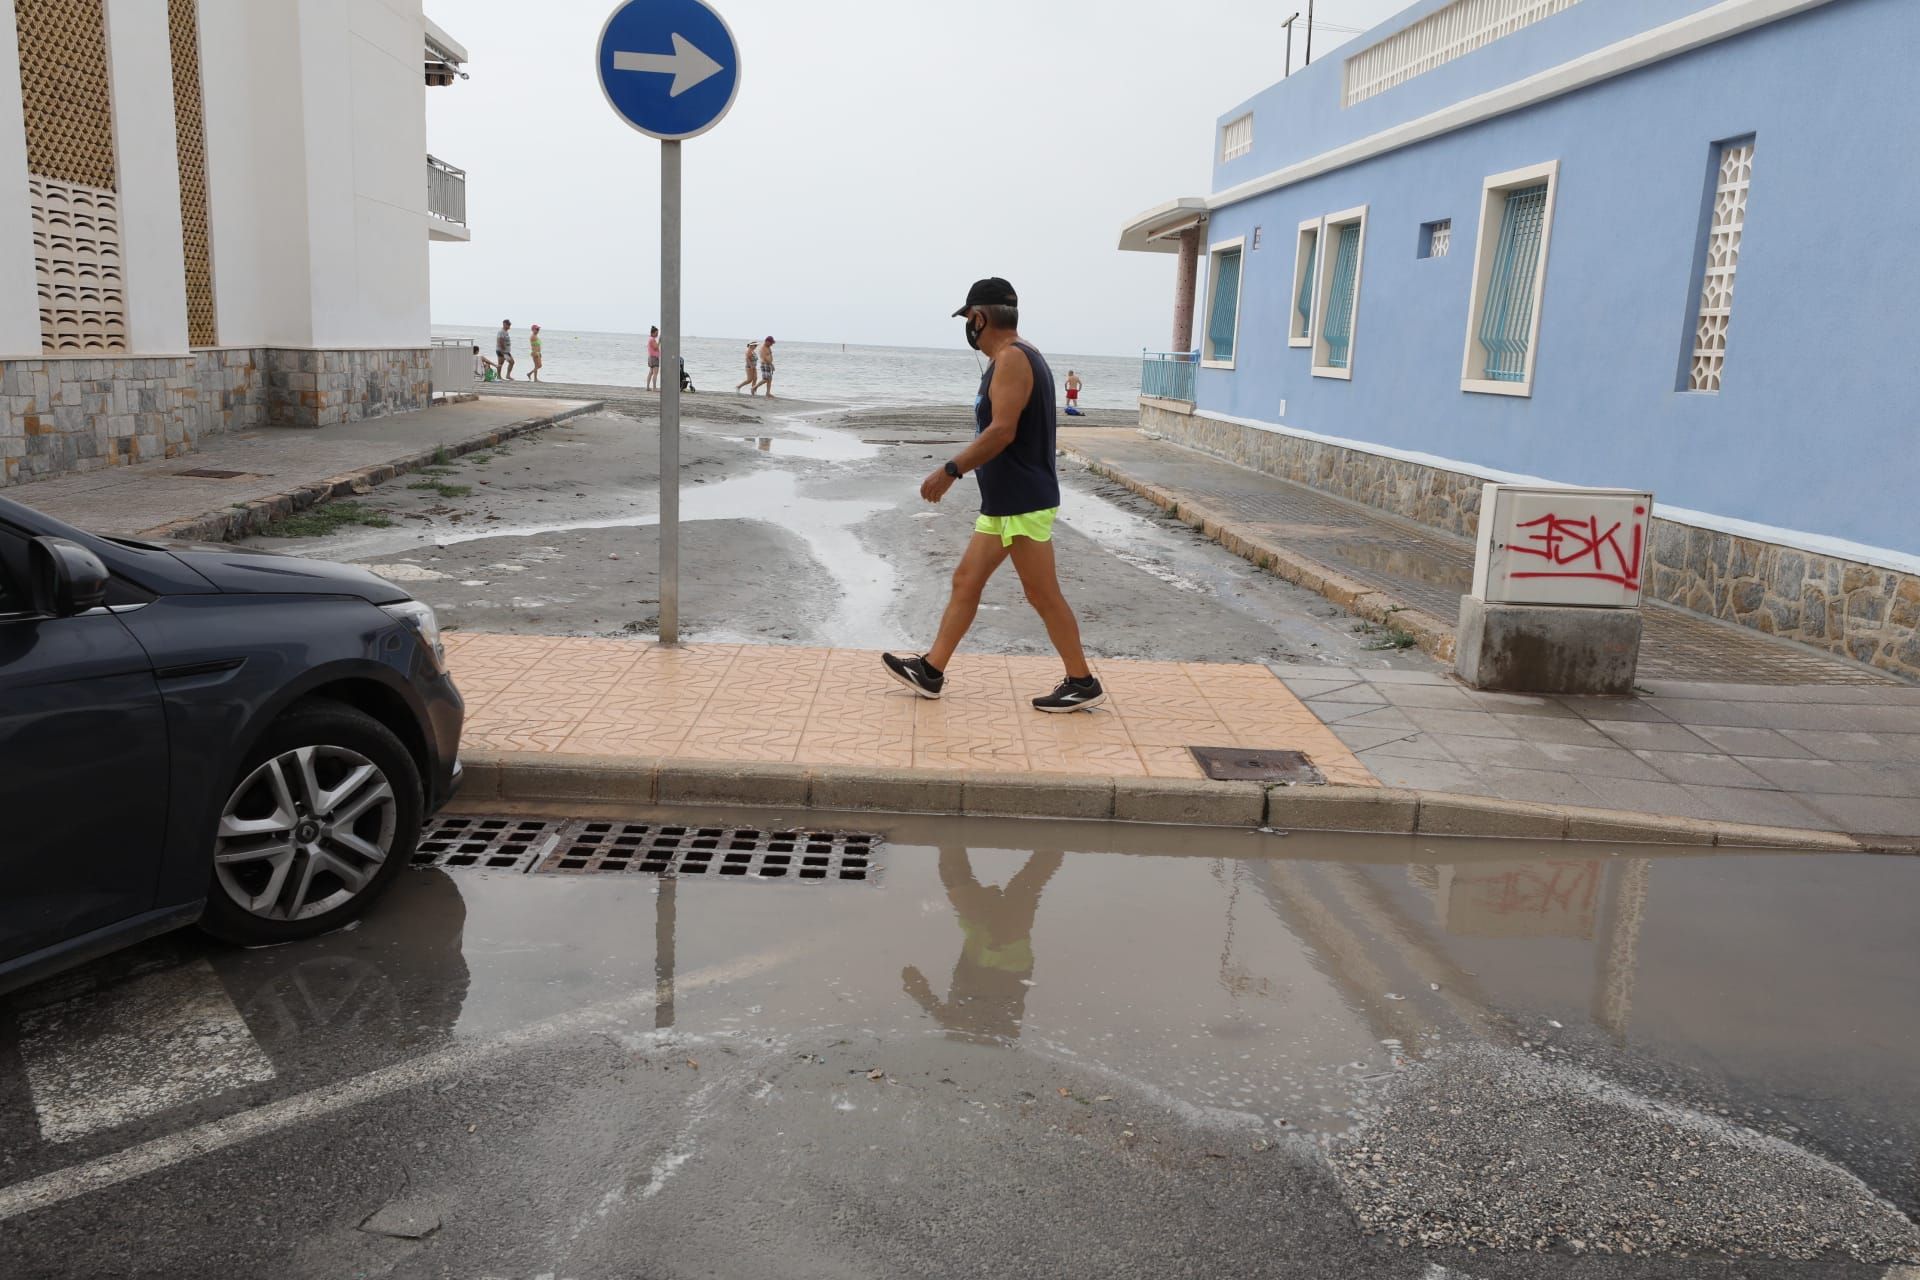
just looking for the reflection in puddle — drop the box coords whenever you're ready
[725,418,879,462]
[903,849,1061,1045]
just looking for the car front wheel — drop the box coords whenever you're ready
[201,699,422,945]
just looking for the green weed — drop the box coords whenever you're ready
[258,500,393,538]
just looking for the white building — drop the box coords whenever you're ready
[0,0,468,486]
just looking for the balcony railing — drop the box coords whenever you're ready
[427,154,466,226]
[1141,350,1198,403]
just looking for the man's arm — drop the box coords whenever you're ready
[919,346,1033,502]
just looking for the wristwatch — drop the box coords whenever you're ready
[943,460,963,480]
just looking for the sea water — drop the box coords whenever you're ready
[436,324,1144,411]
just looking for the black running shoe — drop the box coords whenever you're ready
[883,652,946,699]
[1033,674,1106,713]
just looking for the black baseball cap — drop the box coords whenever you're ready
[952,277,1018,317]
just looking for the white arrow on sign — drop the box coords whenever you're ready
[613,32,723,98]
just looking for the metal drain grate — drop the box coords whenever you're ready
[1189,746,1325,784]
[538,821,878,882]
[172,467,256,479]
[412,815,566,872]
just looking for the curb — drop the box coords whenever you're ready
[1064,447,1459,663]
[457,751,1894,852]
[137,401,605,542]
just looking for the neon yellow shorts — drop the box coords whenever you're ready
[975,507,1058,547]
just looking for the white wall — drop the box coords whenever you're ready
[104,0,190,354]
[299,0,429,348]
[200,0,315,347]
[0,1,43,356]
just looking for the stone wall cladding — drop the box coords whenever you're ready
[194,348,269,435]
[3,347,430,489]
[1,357,197,484]
[1138,401,1920,681]
[267,348,430,428]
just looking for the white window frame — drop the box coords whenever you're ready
[1460,160,1560,397]
[1311,205,1368,381]
[1200,236,1247,370]
[1220,113,1254,163]
[1289,217,1322,348]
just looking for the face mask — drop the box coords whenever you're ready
[964,313,984,351]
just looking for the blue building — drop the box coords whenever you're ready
[1120,0,1918,679]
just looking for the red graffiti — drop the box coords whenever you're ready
[1508,505,1646,589]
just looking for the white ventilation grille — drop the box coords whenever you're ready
[1220,113,1254,163]
[1688,141,1754,393]
[30,177,127,353]
[1343,0,1583,107]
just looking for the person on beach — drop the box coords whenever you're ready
[755,336,776,399]
[526,324,544,382]
[471,344,499,381]
[1064,369,1083,416]
[736,340,759,393]
[883,277,1105,713]
[495,320,515,380]
[646,326,661,391]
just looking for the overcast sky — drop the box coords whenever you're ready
[427,0,1410,354]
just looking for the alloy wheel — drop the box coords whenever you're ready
[214,745,398,923]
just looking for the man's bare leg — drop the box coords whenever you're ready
[926,534,1012,672]
[1008,537,1092,679]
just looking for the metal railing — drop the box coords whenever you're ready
[429,335,470,394]
[427,154,466,226]
[1140,350,1198,403]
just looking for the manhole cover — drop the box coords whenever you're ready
[173,467,257,479]
[540,822,878,883]
[412,815,565,871]
[1189,747,1325,785]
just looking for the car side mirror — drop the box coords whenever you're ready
[29,536,110,618]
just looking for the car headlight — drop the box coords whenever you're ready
[381,600,445,667]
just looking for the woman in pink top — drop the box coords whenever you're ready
[645,326,661,391]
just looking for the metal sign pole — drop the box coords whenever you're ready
[659,139,682,645]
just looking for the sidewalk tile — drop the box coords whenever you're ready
[1399,707,1518,738]
[1353,732,1454,761]
[1463,690,1579,718]
[1377,683,1483,711]
[1269,663,1358,681]
[1363,758,1484,792]
[1333,724,1429,753]
[1685,725,1820,759]
[1572,775,1716,819]
[1471,767,1608,807]
[1275,678,1370,700]
[1796,792,1920,838]
[1555,696,1674,722]
[1494,715,1620,748]
[1679,785,1832,830]
[1780,731,1920,763]
[1633,751,1772,789]
[1592,720,1719,753]
[1355,669,1450,685]
[445,634,1376,789]
[1735,756,1911,797]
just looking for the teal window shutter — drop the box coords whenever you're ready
[1321,223,1362,369]
[1479,183,1549,382]
[1207,249,1242,362]
[1294,233,1318,337]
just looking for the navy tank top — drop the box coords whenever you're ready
[972,341,1060,517]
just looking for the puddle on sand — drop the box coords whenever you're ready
[725,418,879,462]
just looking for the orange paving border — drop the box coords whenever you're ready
[444,633,1377,788]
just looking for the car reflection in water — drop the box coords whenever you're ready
[205,869,471,1074]
[902,848,1062,1045]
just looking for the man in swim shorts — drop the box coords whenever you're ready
[883,277,1104,713]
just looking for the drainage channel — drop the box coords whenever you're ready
[412,815,882,884]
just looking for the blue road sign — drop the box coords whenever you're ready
[596,0,741,141]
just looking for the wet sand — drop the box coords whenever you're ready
[248,402,1427,670]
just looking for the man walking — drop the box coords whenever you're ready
[883,278,1104,713]
[495,319,515,380]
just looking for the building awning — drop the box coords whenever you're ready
[425,16,468,67]
[1118,197,1209,254]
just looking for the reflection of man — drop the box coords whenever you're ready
[902,848,1063,1044]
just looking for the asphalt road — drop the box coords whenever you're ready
[2,814,1917,1278]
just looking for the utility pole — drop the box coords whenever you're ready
[1306,0,1315,65]
[1282,11,1300,77]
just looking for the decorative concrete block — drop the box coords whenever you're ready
[1454,594,1641,695]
